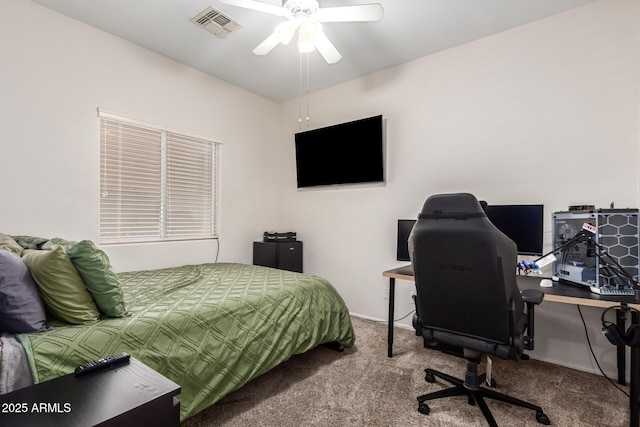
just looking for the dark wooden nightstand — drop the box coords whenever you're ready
[0,357,181,426]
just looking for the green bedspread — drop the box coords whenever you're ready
[19,263,355,420]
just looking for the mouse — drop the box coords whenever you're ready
[539,278,553,288]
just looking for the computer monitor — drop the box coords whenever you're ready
[484,204,544,256]
[396,204,543,260]
[397,219,417,261]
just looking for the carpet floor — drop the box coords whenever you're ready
[181,316,630,426]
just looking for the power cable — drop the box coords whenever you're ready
[577,305,629,398]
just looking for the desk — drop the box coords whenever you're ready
[383,264,640,427]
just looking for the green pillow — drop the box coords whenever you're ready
[11,235,49,250]
[0,233,23,256]
[22,247,100,324]
[41,238,76,252]
[67,240,128,318]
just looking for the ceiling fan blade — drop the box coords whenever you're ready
[219,0,287,17]
[316,4,384,23]
[253,32,281,55]
[314,31,342,64]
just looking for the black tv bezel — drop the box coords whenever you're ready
[294,115,384,189]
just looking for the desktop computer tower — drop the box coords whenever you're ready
[552,209,640,289]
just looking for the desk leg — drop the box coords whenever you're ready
[618,308,627,385]
[631,311,639,427]
[387,278,395,358]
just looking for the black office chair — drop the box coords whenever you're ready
[409,193,550,426]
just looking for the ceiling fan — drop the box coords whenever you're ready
[219,0,384,64]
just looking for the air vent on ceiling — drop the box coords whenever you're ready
[192,6,241,39]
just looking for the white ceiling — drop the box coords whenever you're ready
[30,0,598,103]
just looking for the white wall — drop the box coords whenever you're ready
[277,0,640,376]
[0,0,282,271]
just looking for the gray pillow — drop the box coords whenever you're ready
[0,249,49,333]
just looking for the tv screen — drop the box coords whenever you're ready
[295,115,384,188]
[484,204,544,256]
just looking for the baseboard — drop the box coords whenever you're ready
[349,312,414,330]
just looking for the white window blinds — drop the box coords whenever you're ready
[99,110,220,244]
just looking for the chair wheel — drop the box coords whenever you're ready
[536,411,551,425]
[467,396,475,406]
[418,402,430,415]
[425,372,436,383]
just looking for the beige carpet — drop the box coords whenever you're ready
[182,316,630,426]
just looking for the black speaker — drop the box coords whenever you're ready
[601,306,640,347]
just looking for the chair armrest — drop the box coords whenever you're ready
[521,289,544,351]
[521,288,544,305]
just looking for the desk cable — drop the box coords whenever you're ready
[376,310,416,325]
[394,310,416,323]
[577,305,630,398]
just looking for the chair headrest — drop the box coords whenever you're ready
[418,193,486,220]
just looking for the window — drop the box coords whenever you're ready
[98,109,220,244]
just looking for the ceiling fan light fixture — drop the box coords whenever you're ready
[298,33,316,53]
[299,18,320,38]
[298,18,322,53]
[297,18,321,53]
[275,21,296,44]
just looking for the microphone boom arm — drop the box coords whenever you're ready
[532,226,639,289]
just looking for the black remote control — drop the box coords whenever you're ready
[74,352,131,377]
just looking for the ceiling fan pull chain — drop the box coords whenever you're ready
[305,51,310,124]
[298,52,311,126]
[298,52,303,124]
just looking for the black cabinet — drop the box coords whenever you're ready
[0,357,180,427]
[253,241,303,273]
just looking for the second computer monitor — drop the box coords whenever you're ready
[396,204,543,260]
[484,204,544,256]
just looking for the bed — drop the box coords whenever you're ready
[0,237,355,421]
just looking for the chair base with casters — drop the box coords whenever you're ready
[416,351,551,427]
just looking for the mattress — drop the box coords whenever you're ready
[18,262,355,420]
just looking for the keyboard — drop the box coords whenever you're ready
[590,286,635,296]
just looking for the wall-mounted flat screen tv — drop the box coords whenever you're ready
[295,115,384,188]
